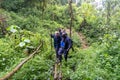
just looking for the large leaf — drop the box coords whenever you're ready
[24,39,31,43]
[19,42,26,47]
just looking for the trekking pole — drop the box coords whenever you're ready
[50,29,52,51]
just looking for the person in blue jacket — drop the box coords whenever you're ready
[58,32,72,62]
[51,31,61,58]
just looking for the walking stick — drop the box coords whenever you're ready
[50,29,53,51]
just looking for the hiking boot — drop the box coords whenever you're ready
[56,58,60,64]
[58,62,61,66]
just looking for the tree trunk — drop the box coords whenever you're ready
[0,17,7,35]
[0,41,43,80]
[0,0,3,6]
[107,0,110,25]
[69,0,73,38]
[76,0,78,5]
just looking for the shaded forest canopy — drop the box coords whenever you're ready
[0,0,120,80]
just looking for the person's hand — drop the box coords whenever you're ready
[50,34,53,37]
[66,49,69,52]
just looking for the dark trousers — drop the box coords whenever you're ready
[55,47,59,58]
[58,48,68,62]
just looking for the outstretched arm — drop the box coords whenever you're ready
[50,34,54,38]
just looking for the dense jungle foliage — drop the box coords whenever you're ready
[0,0,120,80]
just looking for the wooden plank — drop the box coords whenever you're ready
[58,63,62,80]
[54,63,58,80]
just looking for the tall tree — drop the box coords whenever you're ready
[0,15,7,35]
[0,0,3,8]
[102,0,120,25]
[106,0,110,25]
[68,0,73,38]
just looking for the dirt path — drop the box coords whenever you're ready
[78,32,88,49]
[65,29,88,49]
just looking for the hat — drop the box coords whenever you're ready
[55,31,59,34]
[62,32,67,37]
[62,32,67,36]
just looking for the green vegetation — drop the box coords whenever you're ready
[0,0,120,80]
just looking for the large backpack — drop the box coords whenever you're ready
[69,38,73,48]
[68,38,74,51]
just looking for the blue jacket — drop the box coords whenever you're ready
[60,37,72,50]
[51,34,61,48]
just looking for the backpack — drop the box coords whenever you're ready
[69,38,73,48]
[69,38,74,51]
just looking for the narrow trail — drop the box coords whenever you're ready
[53,62,62,80]
[78,32,88,49]
[65,29,89,49]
